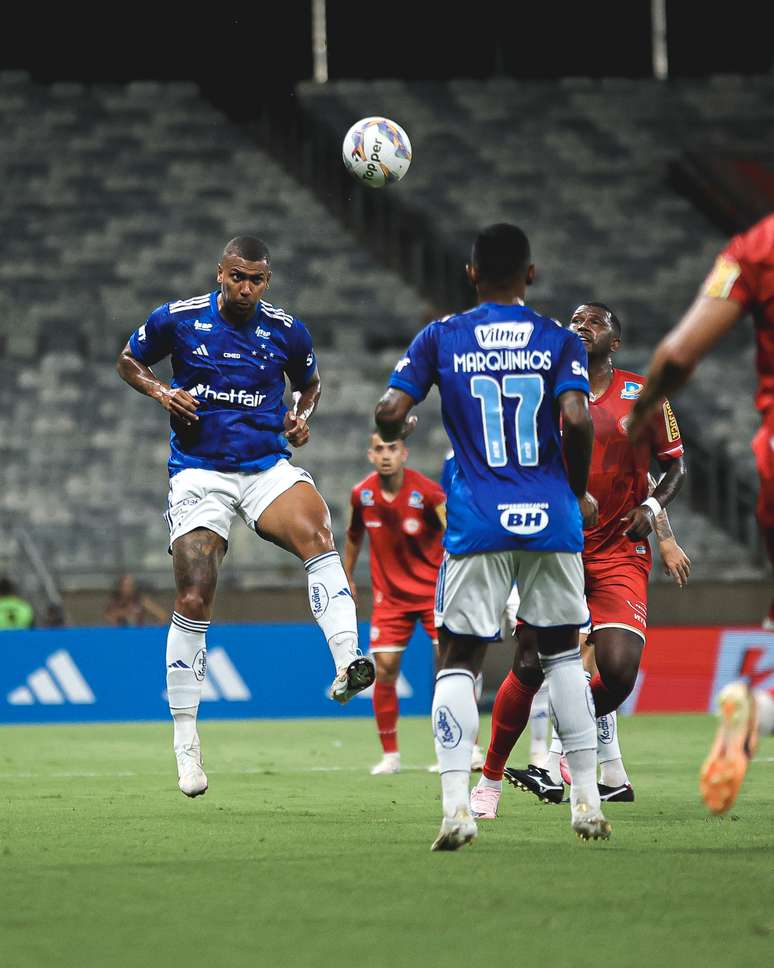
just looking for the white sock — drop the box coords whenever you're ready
[305,551,359,669]
[473,671,484,703]
[432,668,478,816]
[478,774,502,792]
[544,729,564,783]
[166,611,209,751]
[172,710,197,752]
[529,681,550,763]
[597,711,629,786]
[539,648,599,808]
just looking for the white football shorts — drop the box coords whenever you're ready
[435,549,589,639]
[164,460,315,549]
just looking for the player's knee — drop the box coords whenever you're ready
[375,664,400,684]
[175,588,213,621]
[512,642,542,686]
[599,650,639,698]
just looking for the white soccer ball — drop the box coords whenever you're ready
[342,116,412,188]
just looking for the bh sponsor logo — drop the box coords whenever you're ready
[255,327,271,339]
[474,321,533,350]
[499,503,549,535]
[309,582,329,618]
[433,705,462,749]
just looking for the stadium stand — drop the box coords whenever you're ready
[0,71,439,593]
[0,70,768,603]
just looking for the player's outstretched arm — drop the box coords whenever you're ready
[629,296,742,440]
[116,342,199,426]
[558,389,598,528]
[283,371,321,447]
[374,388,418,442]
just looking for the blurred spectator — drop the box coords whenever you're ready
[0,576,35,630]
[104,574,167,626]
[43,602,66,627]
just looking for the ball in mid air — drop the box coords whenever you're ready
[342,116,412,188]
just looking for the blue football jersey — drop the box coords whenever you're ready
[128,291,317,477]
[389,302,589,554]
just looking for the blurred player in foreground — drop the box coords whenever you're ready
[346,433,464,774]
[629,213,774,812]
[472,302,687,818]
[117,236,374,798]
[376,223,608,850]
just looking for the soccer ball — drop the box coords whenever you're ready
[342,117,412,188]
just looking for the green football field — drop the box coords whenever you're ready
[2,715,772,968]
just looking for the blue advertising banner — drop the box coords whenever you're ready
[1,622,435,724]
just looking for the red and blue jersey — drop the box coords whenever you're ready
[128,291,316,477]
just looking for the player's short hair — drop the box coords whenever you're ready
[471,223,531,285]
[583,302,622,337]
[222,236,270,264]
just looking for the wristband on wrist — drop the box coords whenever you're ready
[641,496,662,518]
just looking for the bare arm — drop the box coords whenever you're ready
[284,370,321,447]
[374,388,418,442]
[629,296,742,439]
[558,389,598,527]
[116,342,200,425]
[646,474,692,588]
[343,508,365,604]
[621,456,685,540]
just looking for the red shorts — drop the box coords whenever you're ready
[583,555,649,643]
[752,415,774,528]
[369,602,437,651]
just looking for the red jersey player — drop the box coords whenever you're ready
[344,432,447,775]
[472,303,687,819]
[630,212,774,814]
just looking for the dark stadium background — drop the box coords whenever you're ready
[1,0,773,640]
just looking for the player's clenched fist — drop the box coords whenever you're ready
[284,411,311,447]
[156,385,199,425]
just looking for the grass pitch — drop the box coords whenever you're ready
[1,714,772,968]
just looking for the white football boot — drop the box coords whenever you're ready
[431,808,478,851]
[571,800,611,841]
[330,655,376,705]
[370,752,401,775]
[176,745,208,798]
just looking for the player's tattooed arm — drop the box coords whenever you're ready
[284,371,321,447]
[374,388,418,442]
[117,342,200,425]
[646,473,691,587]
[622,456,685,540]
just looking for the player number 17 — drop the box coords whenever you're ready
[470,374,544,467]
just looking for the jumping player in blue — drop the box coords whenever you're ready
[375,223,610,850]
[118,236,374,798]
